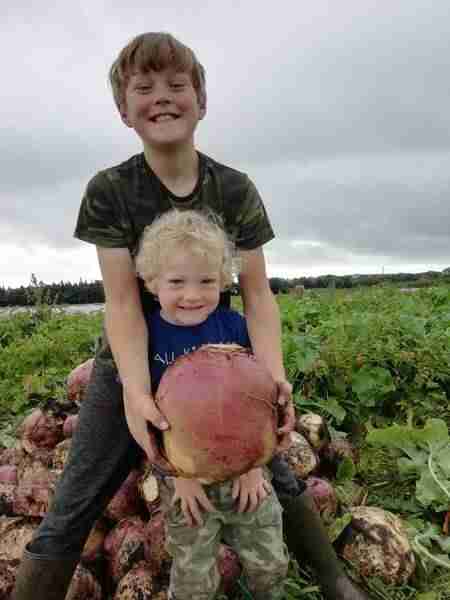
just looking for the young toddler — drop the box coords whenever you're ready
[135,208,289,600]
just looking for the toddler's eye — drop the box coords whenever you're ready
[169,279,183,285]
[170,82,186,90]
[202,278,216,284]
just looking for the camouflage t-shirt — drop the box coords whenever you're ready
[74,151,274,364]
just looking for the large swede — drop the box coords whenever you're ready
[17,409,63,454]
[104,516,147,584]
[104,470,142,521]
[66,563,102,600]
[67,358,94,404]
[156,344,278,482]
[340,506,415,585]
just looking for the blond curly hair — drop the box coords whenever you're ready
[135,209,239,292]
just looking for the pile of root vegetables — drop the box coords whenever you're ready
[0,358,417,599]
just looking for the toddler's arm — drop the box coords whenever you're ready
[232,467,272,513]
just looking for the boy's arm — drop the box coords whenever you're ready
[239,247,295,446]
[97,247,170,465]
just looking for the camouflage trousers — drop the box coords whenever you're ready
[161,474,289,600]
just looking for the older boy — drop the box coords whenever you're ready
[13,32,367,600]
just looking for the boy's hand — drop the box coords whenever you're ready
[232,467,272,513]
[275,380,295,452]
[123,390,174,473]
[173,478,215,527]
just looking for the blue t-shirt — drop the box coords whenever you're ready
[147,307,251,392]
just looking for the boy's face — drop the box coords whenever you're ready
[120,67,205,151]
[152,245,222,327]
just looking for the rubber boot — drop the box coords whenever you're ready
[11,544,79,600]
[279,492,370,600]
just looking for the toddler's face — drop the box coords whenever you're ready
[153,246,222,326]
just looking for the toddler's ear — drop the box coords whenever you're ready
[145,280,158,295]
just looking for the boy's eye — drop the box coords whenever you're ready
[168,279,183,285]
[202,278,217,284]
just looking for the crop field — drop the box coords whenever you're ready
[0,284,449,599]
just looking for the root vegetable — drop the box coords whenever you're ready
[143,511,171,578]
[296,413,330,451]
[0,447,24,467]
[0,484,15,516]
[280,432,319,479]
[81,519,108,564]
[113,562,154,600]
[13,468,58,518]
[320,438,358,477]
[0,466,18,485]
[156,344,278,482]
[0,517,39,562]
[104,516,147,584]
[67,358,94,404]
[104,470,142,521]
[66,563,102,600]
[0,559,18,599]
[218,544,241,595]
[305,476,337,519]
[17,409,63,454]
[63,415,79,439]
[52,439,72,471]
[340,506,415,585]
[138,466,160,516]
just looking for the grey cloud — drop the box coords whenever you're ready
[2,0,450,281]
[252,152,450,265]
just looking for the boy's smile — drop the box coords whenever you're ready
[121,68,205,151]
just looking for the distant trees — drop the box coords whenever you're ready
[0,276,104,307]
[1,269,448,307]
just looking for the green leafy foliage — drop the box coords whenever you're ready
[281,286,450,429]
[1,286,449,599]
[0,308,102,424]
[367,419,450,513]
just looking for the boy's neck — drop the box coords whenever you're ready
[144,145,199,198]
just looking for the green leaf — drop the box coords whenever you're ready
[417,593,439,600]
[336,456,356,482]
[367,419,450,512]
[352,366,395,406]
[326,513,352,543]
[319,397,347,424]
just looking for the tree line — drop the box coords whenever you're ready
[0,270,448,307]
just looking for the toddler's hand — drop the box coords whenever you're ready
[232,467,272,513]
[173,478,215,527]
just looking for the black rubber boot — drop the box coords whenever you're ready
[11,544,79,600]
[269,455,369,600]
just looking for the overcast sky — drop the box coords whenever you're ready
[1,1,449,288]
